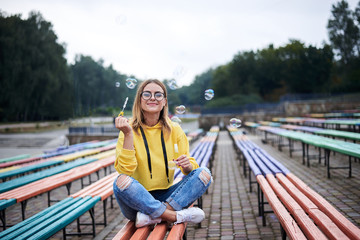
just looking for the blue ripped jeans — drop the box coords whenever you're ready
[113,167,212,221]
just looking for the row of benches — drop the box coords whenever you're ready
[272,117,360,132]
[0,141,116,181]
[257,125,360,178]
[0,172,118,239]
[229,127,360,240]
[0,149,115,230]
[0,127,218,239]
[112,126,219,240]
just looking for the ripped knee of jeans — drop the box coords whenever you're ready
[116,174,132,190]
[199,169,211,186]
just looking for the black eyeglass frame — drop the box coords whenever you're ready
[141,91,165,101]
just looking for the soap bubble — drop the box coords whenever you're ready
[204,89,214,100]
[175,105,186,114]
[230,118,242,128]
[115,14,127,25]
[171,116,182,123]
[115,82,120,88]
[168,160,178,170]
[173,66,186,80]
[126,78,137,89]
[167,79,178,90]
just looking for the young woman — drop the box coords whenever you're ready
[113,79,212,228]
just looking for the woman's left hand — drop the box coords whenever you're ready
[175,155,193,174]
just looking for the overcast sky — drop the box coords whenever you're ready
[2,0,359,86]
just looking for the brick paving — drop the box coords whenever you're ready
[1,130,360,239]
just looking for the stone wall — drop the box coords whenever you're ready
[67,134,118,145]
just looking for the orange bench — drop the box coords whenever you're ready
[112,203,191,240]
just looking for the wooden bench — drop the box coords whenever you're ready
[0,150,115,229]
[113,127,219,240]
[229,128,360,240]
[0,171,118,239]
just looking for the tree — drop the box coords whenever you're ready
[327,0,360,63]
[71,55,133,117]
[0,11,72,121]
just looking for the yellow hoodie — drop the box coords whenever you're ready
[114,120,199,191]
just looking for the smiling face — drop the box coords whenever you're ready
[141,82,167,114]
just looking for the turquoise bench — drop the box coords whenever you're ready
[0,196,100,239]
[0,171,118,239]
[0,157,97,193]
[258,126,360,178]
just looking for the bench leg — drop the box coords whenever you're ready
[183,227,187,240]
[302,142,305,165]
[0,209,6,230]
[280,224,287,240]
[326,149,331,178]
[21,200,27,220]
[349,156,352,178]
[103,199,107,226]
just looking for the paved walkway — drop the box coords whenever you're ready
[2,130,360,239]
[102,130,360,239]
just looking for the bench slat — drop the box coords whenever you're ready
[256,175,307,240]
[287,173,360,240]
[130,225,152,240]
[167,222,188,239]
[276,173,349,239]
[147,222,168,240]
[266,174,327,240]
[112,220,136,240]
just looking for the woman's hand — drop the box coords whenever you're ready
[175,155,193,173]
[115,116,132,136]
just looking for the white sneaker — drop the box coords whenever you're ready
[174,207,205,225]
[135,212,161,228]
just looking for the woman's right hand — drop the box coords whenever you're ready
[115,116,132,135]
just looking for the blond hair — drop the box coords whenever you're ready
[131,79,171,136]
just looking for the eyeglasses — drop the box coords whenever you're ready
[141,91,165,101]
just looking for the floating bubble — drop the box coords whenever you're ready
[115,14,127,25]
[230,118,242,128]
[204,89,214,100]
[115,82,120,88]
[171,116,182,123]
[167,79,178,90]
[173,66,186,79]
[168,160,177,170]
[175,105,186,114]
[126,78,137,89]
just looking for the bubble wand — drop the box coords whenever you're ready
[118,97,128,117]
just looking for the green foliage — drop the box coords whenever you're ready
[71,55,135,117]
[327,0,360,93]
[209,40,334,104]
[204,94,263,108]
[0,11,72,121]
[327,0,360,64]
